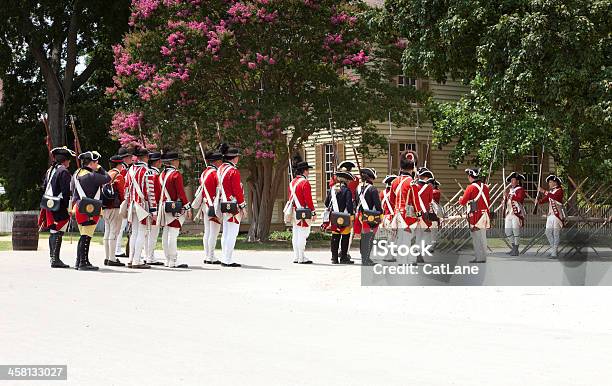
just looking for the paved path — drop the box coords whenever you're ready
[1,242,612,385]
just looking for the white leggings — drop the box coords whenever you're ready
[203,214,222,261]
[162,226,180,265]
[545,215,562,256]
[221,219,240,264]
[146,224,160,262]
[505,214,521,245]
[471,228,488,262]
[103,208,122,261]
[130,220,148,265]
[292,224,311,262]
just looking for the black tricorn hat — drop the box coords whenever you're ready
[418,168,434,179]
[110,155,124,163]
[118,147,133,157]
[545,174,563,185]
[465,168,480,178]
[382,174,397,185]
[295,161,313,170]
[506,172,526,183]
[337,160,357,172]
[360,167,377,180]
[205,151,223,161]
[335,170,354,180]
[134,147,149,157]
[51,146,76,158]
[148,152,162,162]
[161,151,180,161]
[429,179,441,187]
[224,147,241,158]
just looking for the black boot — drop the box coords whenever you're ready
[331,234,340,264]
[74,236,83,270]
[339,234,353,264]
[360,233,375,266]
[50,232,69,268]
[77,236,98,271]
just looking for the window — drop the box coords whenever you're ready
[399,142,417,153]
[523,149,540,198]
[324,143,335,186]
[397,75,417,89]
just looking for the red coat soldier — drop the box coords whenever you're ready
[459,168,490,263]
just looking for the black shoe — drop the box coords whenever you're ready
[168,263,189,268]
[339,259,354,265]
[51,260,70,268]
[211,260,222,265]
[331,259,339,264]
[104,259,125,267]
[78,264,99,271]
[362,260,375,266]
[115,253,128,258]
[221,262,241,267]
[129,263,151,269]
[293,260,299,263]
[146,261,164,266]
[469,259,486,263]
[299,260,313,264]
[203,260,212,264]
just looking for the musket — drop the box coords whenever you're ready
[41,115,53,165]
[137,122,147,149]
[387,112,392,174]
[532,144,545,215]
[501,152,507,216]
[193,122,208,167]
[69,115,82,168]
[327,97,338,174]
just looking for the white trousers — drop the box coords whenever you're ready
[471,228,488,262]
[146,224,160,262]
[129,217,148,265]
[203,214,222,261]
[396,229,413,264]
[545,215,562,256]
[504,214,521,245]
[221,219,240,264]
[103,208,123,261]
[414,223,430,261]
[115,218,128,255]
[162,226,180,266]
[292,225,311,262]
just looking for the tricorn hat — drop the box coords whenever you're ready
[465,168,480,178]
[51,146,76,158]
[382,174,397,186]
[118,147,133,157]
[506,172,526,183]
[418,167,434,179]
[337,160,356,172]
[148,152,162,162]
[134,147,149,157]
[430,179,441,188]
[545,174,563,185]
[110,154,124,163]
[360,167,377,180]
[205,151,223,162]
[335,170,354,181]
[161,151,180,161]
[78,150,101,162]
[295,161,313,171]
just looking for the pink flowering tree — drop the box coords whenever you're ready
[110,0,416,241]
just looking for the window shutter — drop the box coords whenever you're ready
[390,142,400,172]
[337,141,345,163]
[419,142,431,168]
[315,144,324,202]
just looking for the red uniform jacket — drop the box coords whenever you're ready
[459,181,490,227]
[380,188,394,216]
[144,167,162,225]
[126,162,149,208]
[506,185,526,220]
[392,173,417,227]
[538,187,565,223]
[218,161,245,224]
[328,175,360,196]
[160,166,189,228]
[106,168,126,208]
[288,175,315,227]
[432,188,441,204]
[410,179,433,227]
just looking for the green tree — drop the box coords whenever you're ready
[388,0,612,181]
[111,0,417,241]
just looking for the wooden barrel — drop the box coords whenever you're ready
[12,214,39,251]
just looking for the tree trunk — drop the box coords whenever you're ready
[46,82,66,148]
[247,155,288,242]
